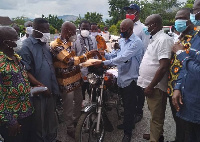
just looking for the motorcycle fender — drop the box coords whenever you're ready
[81,104,96,113]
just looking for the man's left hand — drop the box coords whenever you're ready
[172,43,185,53]
[144,86,154,96]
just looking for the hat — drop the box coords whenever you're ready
[124,4,140,11]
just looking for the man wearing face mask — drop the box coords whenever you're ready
[18,18,60,142]
[167,8,195,142]
[137,14,174,142]
[50,22,100,138]
[0,26,34,142]
[190,0,200,29]
[171,1,200,141]
[124,4,150,51]
[73,20,98,104]
[93,19,144,142]
[124,4,149,124]
[21,21,33,41]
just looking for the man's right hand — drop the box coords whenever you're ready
[8,122,21,136]
[88,50,102,59]
[172,90,183,111]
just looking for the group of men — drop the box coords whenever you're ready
[0,0,200,142]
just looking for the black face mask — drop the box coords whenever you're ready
[120,28,131,38]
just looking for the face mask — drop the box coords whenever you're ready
[143,26,150,35]
[81,30,90,37]
[175,19,188,33]
[91,32,98,37]
[126,11,137,21]
[68,35,77,42]
[120,28,130,38]
[33,29,50,43]
[26,27,33,35]
[190,13,200,26]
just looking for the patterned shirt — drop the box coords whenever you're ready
[167,28,199,96]
[0,52,33,126]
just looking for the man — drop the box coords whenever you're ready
[21,21,33,41]
[91,23,107,52]
[124,3,150,123]
[18,18,60,142]
[172,1,200,141]
[137,14,173,142]
[93,19,144,142]
[73,20,97,102]
[167,8,194,142]
[50,22,99,138]
[0,26,34,142]
[190,0,200,29]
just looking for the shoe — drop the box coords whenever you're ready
[134,114,143,123]
[67,130,75,139]
[122,134,131,142]
[143,134,164,142]
[117,123,135,130]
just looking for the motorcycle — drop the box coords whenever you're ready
[75,65,122,142]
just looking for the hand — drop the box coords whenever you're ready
[99,51,105,56]
[8,122,21,136]
[92,60,103,66]
[172,43,185,53]
[144,86,154,96]
[172,90,183,111]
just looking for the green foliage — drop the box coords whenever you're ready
[42,14,64,33]
[12,16,29,26]
[108,0,130,25]
[50,25,56,34]
[109,25,119,35]
[72,14,83,28]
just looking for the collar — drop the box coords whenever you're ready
[151,30,164,41]
[122,33,136,42]
[134,20,141,25]
[0,51,21,61]
[29,36,40,44]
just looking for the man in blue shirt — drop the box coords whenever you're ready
[172,1,200,141]
[93,19,144,142]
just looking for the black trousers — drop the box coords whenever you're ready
[169,97,188,142]
[186,120,200,142]
[0,115,33,142]
[119,81,137,136]
[136,85,145,115]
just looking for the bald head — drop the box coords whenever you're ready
[145,14,162,27]
[194,0,200,9]
[24,21,33,27]
[0,26,18,42]
[175,8,190,20]
[121,19,134,29]
[61,22,76,41]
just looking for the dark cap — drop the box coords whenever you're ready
[124,4,140,11]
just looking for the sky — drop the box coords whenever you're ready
[0,0,187,20]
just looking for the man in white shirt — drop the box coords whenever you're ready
[137,14,174,142]
[124,3,150,123]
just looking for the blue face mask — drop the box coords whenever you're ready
[175,19,188,33]
[143,26,150,35]
[190,13,200,26]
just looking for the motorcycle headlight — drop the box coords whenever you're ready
[87,73,98,84]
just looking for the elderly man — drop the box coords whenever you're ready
[0,26,34,142]
[18,18,60,142]
[50,22,100,138]
[172,1,200,141]
[137,14,174,142]
[124,3,150,123]
[93,19,144,142]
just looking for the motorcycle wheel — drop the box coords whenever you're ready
[75,109,105,142]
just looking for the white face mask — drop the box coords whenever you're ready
[91,32,98,37]
[33,29,50,43]
[26,27,33,35]
[69,35,77,42]
[81,30,90,37]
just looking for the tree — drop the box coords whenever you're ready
[84,12,103,24]
[109,25,118,35]
[12,16,29,26]
[108,0,130,25]
[42,14,64,32]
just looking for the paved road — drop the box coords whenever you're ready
[57,99,176,142]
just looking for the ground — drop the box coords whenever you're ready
[57,98,176,142]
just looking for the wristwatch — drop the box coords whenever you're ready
[176,50,185,55]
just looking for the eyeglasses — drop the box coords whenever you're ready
[147,23,155,28]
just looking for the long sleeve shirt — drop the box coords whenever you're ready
[103,33,144,88]
[174,31,200,124]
